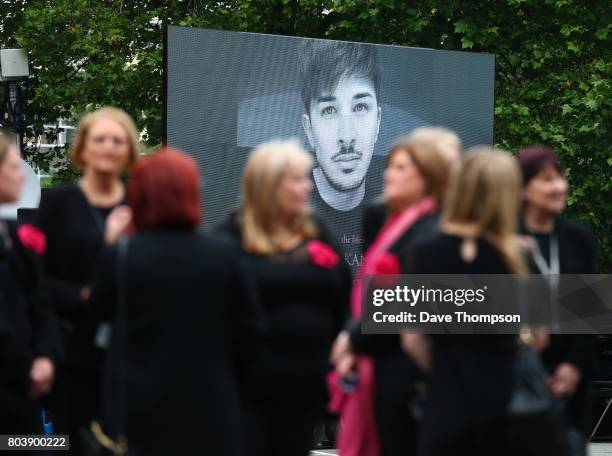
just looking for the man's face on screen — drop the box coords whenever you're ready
[303,74,381,192]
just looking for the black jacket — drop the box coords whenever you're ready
[401,233,518,456]
[349,206,440,354]
[521,216,598,433]
[91,229,262,456]
[216,213,351,404]
[37,183,122,370]
[362,201,389,252]
[348,205,441,456]
[0,220,62,409]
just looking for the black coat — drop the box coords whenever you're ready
[0,220,62,431]
[362,201,389,252]
[348,205,440,353]
[216,213,351,405]
[521,216,598,433]
[37,183,121,370]
[348,204,440,456]
[91,229,262,456]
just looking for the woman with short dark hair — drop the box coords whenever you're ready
[91,148,261,456]
[518,145,597,454]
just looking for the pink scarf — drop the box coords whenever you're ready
[327,196,437,456]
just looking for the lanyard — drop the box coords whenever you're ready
[531,234,560,331]
[531,234,560,276]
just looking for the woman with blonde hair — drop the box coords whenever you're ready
[218,140,351,456]
[401,147,525,456]
[36,107,139,453]
[408,126,462,166]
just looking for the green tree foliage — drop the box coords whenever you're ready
[1,0,609,268]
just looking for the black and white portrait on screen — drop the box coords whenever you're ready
[298,40,389,268]
[165,26,496,267]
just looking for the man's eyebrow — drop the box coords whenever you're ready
[353,92,373,100]
[316,95,336,103]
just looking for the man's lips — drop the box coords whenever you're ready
[332,152,362,162]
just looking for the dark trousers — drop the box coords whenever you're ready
[417,344,516,456]
[375,353,420,456]
[0,389,43,456]
[50,366,100,456]
[0,390,41,433]
[245,400,324,456]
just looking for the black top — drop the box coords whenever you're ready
[400,233,517,432]
[37,183,123,370]
[0,220,62,399]
[521,216,597,370]
[522,216,596,274]
[362,201,389,252]
[310,154,386,272]
[401,232,518,351]
[91,229,261,456]
[349,208,440,354]
[216,213,351,404]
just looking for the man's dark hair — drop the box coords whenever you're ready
[299,39,382,114]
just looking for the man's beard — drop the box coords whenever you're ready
[322,145,368,192]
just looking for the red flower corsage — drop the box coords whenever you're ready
[308,240,339,269]
[374,252,400,275]
[17,224,46,256]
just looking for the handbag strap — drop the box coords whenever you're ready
[114,237,129,454]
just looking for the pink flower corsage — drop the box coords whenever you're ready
[308,240,339,269]
[17,224,46,256]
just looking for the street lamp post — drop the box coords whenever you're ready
[0,48,30,157]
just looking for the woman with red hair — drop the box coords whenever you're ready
[91,148,261,456]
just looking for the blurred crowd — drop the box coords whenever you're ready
[0,106,599,456]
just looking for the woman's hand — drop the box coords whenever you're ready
[330,331,356,379]
[401,331,431,373]
[105,205,133,244]
[531,326,550,353]
[29,357,55,400]
[79,286,91,303]
[550,362,582,398]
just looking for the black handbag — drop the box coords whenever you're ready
[505,341,572,456]
[505,262,586,456]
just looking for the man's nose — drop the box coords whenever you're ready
[337,114,356,146]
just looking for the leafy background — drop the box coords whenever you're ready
[1,0,610,270]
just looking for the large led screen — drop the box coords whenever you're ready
[165,25,495,268]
